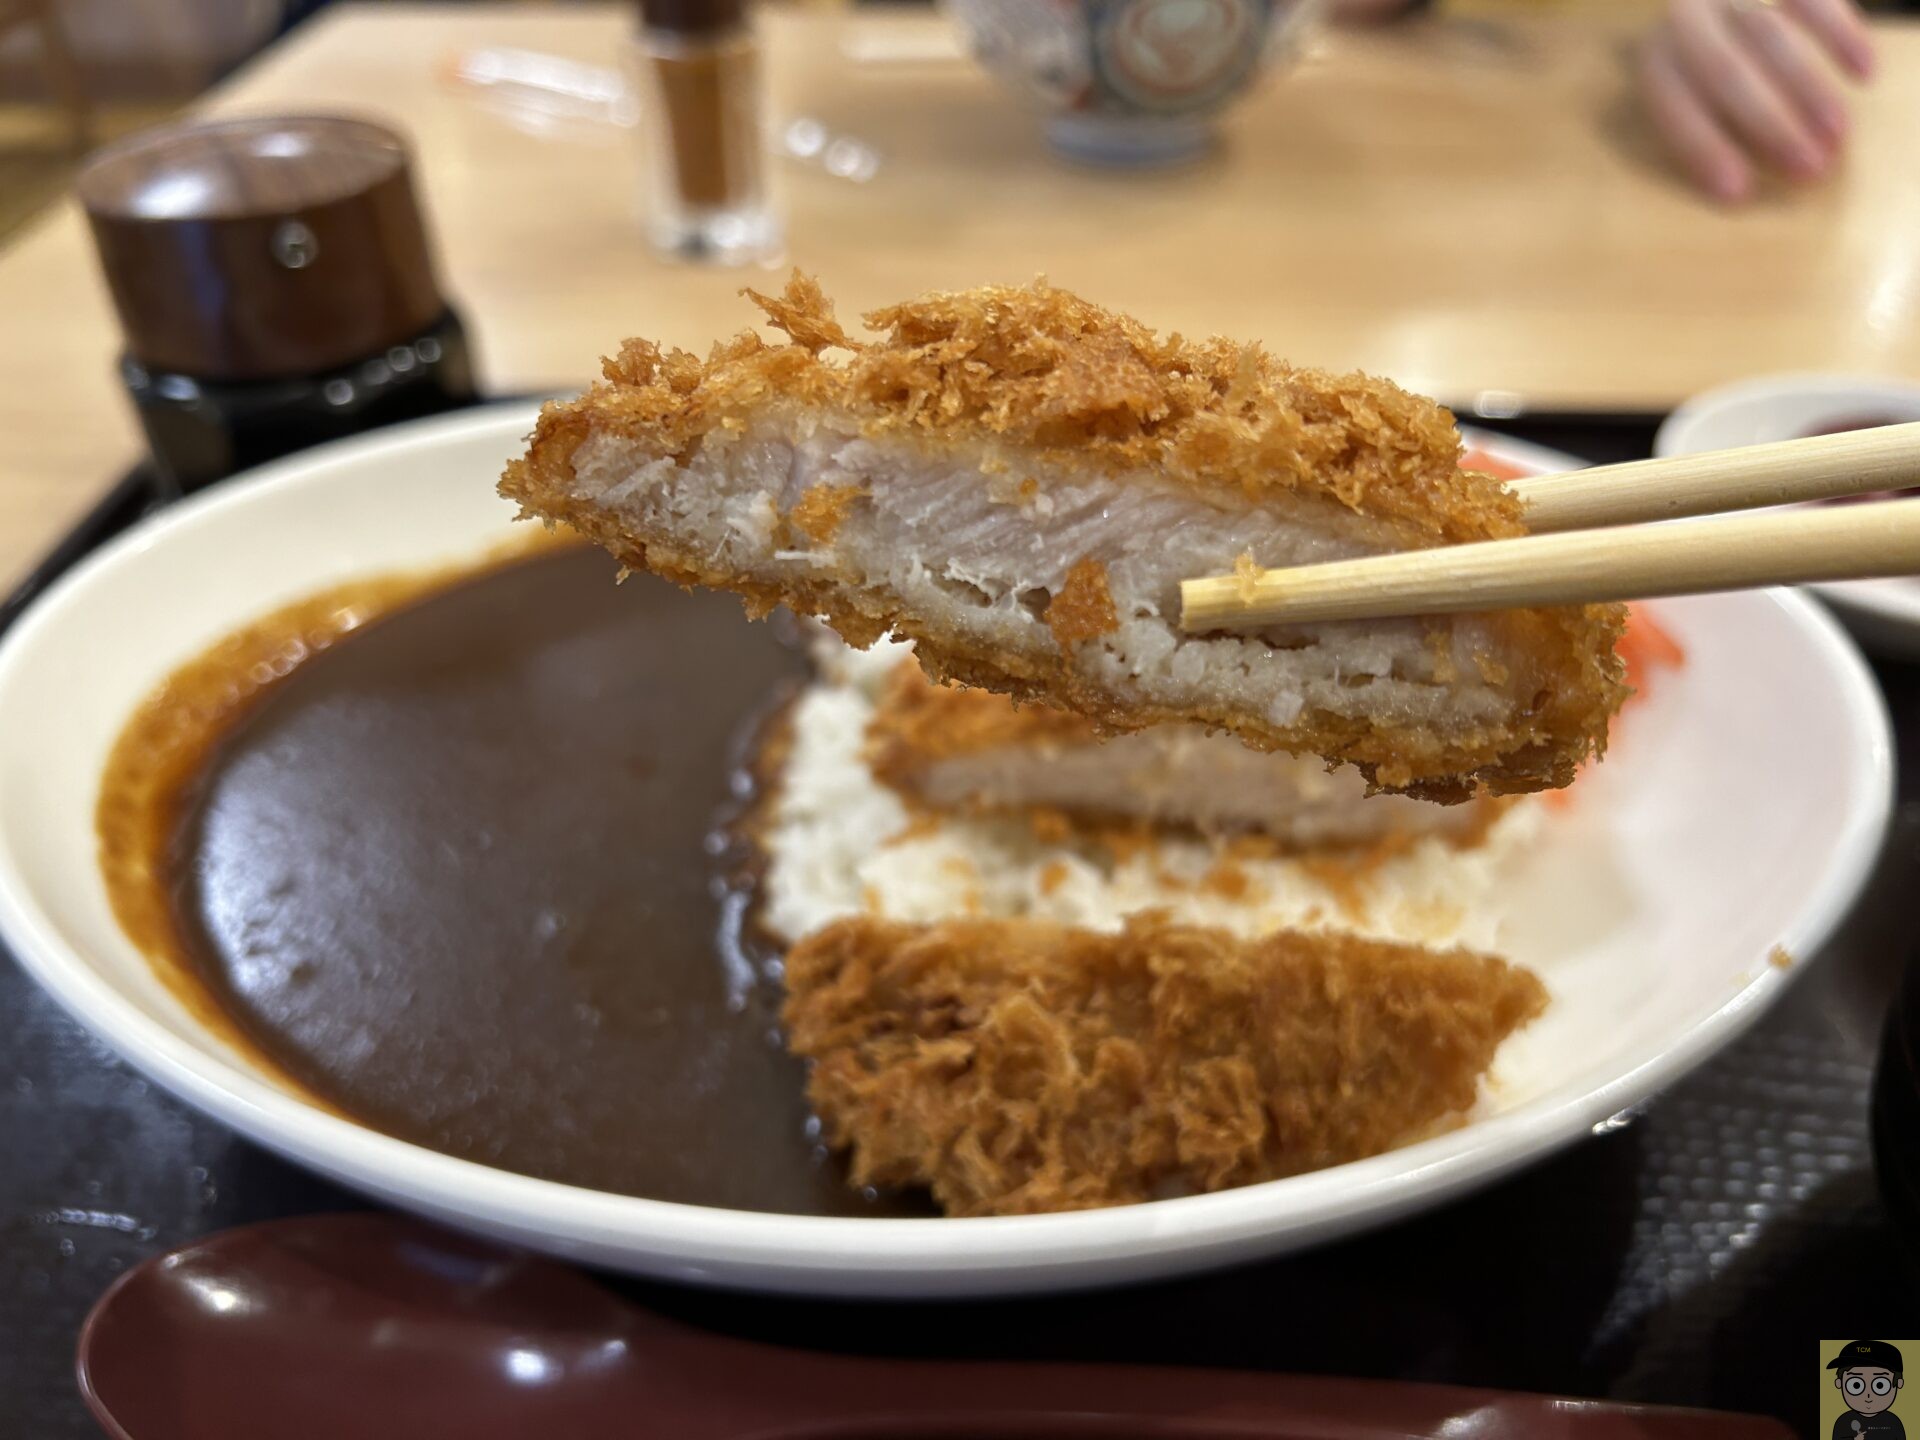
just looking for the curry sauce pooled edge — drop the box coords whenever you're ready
[94,527,583,1111]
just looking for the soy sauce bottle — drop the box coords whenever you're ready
[77,114,478,498]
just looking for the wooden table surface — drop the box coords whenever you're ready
[5,1,1920,587]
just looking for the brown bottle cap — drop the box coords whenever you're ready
[77,114,448,383]
[638,0,746,38]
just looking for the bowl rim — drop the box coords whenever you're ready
[0,405,1896,1289]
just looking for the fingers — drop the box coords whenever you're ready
[1639,31,1754,202]
[1782,0,1876,79]
[1731,0,1851,145]
[1640,0,1874,200]
[1668,0,1831,181]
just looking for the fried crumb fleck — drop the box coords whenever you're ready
[879,812,944,848]
[1047,558,1120,650]
[1298,853,1375,921]
[1096,821,1157,867]
[1425,622,1459,685]
[1028,807,1074,845]
[1470,648,1510,687]
[789,484,864,544]
[1233,550,1262,605]
[1201,858,1256,902]
[741,272,860,355]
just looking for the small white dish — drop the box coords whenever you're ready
[0,405,1894,1297]
[1655,374,1920,660]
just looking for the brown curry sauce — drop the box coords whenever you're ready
[97,539,926,1216]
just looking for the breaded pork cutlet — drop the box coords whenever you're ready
[503,274,1627,799]
[782,912,1547,1216]
[868,659,1506,849]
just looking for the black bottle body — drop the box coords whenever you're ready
[122,308,477,497]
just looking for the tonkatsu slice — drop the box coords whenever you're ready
[503,274,1627,798]
[782,911,1547,1216]
[868,659,1504,848]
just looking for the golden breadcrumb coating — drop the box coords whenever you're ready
[502,274,1628,799]
[782,911,1546,1216]
[506,271,1504,542]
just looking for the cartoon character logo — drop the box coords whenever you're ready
[1831,1341,1906,1439]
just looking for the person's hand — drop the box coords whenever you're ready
[1637,0,1875,202]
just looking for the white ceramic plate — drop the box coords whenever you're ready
[1654,374,1920,659]
[0,405,1893,1297]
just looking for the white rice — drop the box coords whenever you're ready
[760,654,1542,954]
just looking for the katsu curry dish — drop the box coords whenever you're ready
[99,276,1637,1218]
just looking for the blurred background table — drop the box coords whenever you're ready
[5,2,1920,587]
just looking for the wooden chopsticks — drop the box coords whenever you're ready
[1510,420,1920,532]
[1182,499,1920,629]
[1179,423,1920,633]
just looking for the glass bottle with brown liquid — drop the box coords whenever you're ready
[631,0,781,264]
